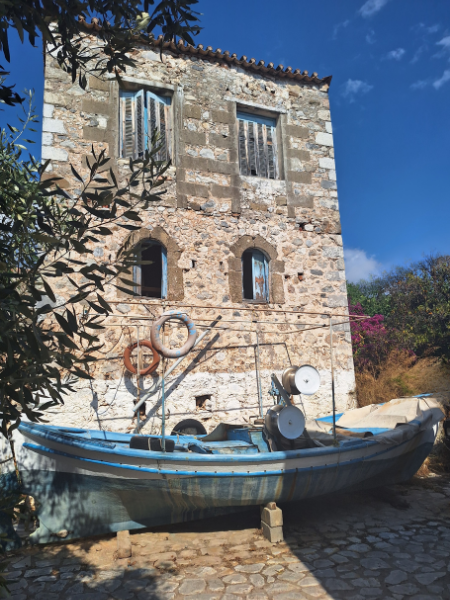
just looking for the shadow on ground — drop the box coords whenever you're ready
[3,477,450,599]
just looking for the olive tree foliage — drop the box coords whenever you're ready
[0,0,201,105]
[0,0,201,434]
[0,0,201,583]
[0,108,169,437]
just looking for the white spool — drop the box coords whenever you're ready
[294,365,321,396]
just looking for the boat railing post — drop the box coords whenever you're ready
[136,325,140,432]
[161,319,166,452]
[161,372,166,452]
[329,317,337,446]
[255,328,264,418]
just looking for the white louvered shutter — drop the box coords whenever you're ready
[146,91,171,162]
[237,112,278,179]
[120,90,145,159]
[238,120,249,175]
[135,89,145,158]
[248,121,257,176]
[267,125,278,179]
[120,94,135,158]
[256,122,267,177]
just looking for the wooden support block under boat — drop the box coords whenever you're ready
[261,502,283,543]
[116,529,132,559]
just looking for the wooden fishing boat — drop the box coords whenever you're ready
[0,434,22,550]
[8,395,443,544]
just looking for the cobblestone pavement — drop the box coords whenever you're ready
[4,476,450,600]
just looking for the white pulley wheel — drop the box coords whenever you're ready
[294,365,321,396]
[277,405,305,440]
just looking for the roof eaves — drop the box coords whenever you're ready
[77,17,332,87]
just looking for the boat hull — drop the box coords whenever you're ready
[0,473,22,551]
[17,427,434,544]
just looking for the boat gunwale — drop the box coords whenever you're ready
[18,421,413,465]
[21,433,427,477]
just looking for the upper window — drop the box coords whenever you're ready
[119,89,171,160]
[133,240,167,298]
[242,249,269,302]
[237,111,278,179]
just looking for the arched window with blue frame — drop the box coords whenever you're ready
[134,240,167,299]
[242,249,269,302]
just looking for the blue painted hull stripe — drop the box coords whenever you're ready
[23,432,426,477]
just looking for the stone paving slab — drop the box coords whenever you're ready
[3,476,450,600]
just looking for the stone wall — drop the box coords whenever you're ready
[41,37,356,434]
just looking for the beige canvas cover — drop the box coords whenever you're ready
[332,397,444,445]
[201,398,444,448]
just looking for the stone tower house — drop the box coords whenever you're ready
[41,27,356,433]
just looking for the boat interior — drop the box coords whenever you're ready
[21,396,440,457]
[24,416,387,456]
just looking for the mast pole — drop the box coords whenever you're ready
[329,317,337,445]
[255,328,264,418]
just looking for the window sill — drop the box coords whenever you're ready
[240,174,284,182]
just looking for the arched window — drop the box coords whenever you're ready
[242,249,269,302]
[134,240,167,298]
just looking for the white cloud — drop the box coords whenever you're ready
[412,23,441,34]
[386,48,405,60]
[341,79,374,102]
[359,0,390,18]
[411,45,426,64]
[434,36,450,60]
[366,29,376,44]
[412,69,450,90]
[333,19,350,40]
[437,36,450,50]
[433,70,450,90]
[411,79,428,90]
[344,248,382,283]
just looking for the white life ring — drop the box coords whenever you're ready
[150,310,197,359]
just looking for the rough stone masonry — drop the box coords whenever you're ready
[41,31,356,434]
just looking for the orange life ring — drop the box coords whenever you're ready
[151,311,197,359]
[123,340,160,376]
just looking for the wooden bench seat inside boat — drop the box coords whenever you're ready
[187,440,260,454]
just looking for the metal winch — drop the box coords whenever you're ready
[265,404,306,440]
[264,365,321,448]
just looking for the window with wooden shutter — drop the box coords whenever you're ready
[133,240,168,298]
[242,249,269,302]
[237,111,278,179]
[119,89,171,160]
[146,91,171,162]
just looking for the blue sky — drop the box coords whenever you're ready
[1,0,449,282]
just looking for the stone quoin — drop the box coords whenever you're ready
[41,29,356,434]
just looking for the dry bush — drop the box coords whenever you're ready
[355,351,418,407]
[355,351,450,407]
[355,352,450,474]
